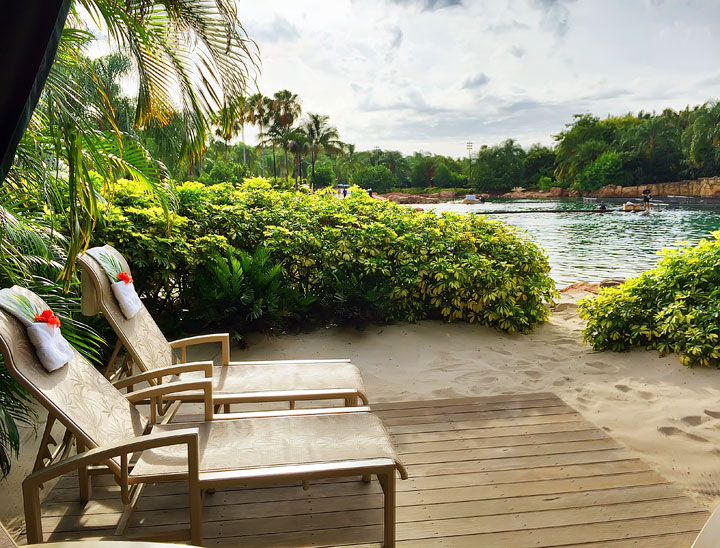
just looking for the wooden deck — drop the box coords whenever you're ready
[31,393,708,546]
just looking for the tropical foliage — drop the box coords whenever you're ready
[579,233,720,367]
[93,178,557,335]
[0,0,259,477]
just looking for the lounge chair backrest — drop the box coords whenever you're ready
[77,246,173,372]
[0,287,148,471]
[0,522,17,548]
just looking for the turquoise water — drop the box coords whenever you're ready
[412,199,720,287]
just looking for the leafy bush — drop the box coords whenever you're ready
[352,165,397,193]
[538,176,554,192]
[93,178,557,335]
[308,160,335,188]
[434,163,466,188]
[579,233,720,367]
[185,248,313,335]
[572,150,627,192]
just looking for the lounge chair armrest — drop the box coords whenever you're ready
[22,429,200,544]
[113,361,213,390]
[170,333,230,366]
[126,379,214,422]
[23,428,199,487]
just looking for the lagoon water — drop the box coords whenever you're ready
[412,199,720,287]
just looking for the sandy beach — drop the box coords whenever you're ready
[234,290,720,513]
[3,289,720,532]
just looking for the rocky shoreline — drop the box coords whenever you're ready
[380,177,720,204]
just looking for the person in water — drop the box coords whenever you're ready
[642,185,651,211]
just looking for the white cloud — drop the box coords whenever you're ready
[236,0,720,156]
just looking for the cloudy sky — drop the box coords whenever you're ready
[240,0,719,157]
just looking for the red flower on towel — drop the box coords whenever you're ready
[117,272,133,284]
[35,309,61,328]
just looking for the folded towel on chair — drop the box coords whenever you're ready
[0,288,74,372]
[111,279,142,319]
[86,247,142,319]
[27,321,74,372]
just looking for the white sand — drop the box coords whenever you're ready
[236,291,720,511]
[3,291,720,533]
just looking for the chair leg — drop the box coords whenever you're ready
[189,484,203,546]
[378,470,396,547]
[362,474,371,483]
[23,481,43,544]
[76,441,92,502]
[32,416,56,474]
[115,483,145,536]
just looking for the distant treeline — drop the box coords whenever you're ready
[195,103,720,196]
[84,52,720,194]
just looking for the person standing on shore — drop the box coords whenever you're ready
[642,185,651,211]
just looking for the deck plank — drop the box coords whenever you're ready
[31,394,708,547]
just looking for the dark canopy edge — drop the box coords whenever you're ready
[0,0,72,182]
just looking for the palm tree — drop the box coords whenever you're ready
[271,90,302,178]
[622,116,676,160]
[0,0,260,478]
[213,95,247,159]
[288,130,309,189]
[337,143,367,184]
[76,0,260,167]
[248,93,273,177]
[379,150,409,178]
[681,102,720,170]
[302,113,342,188]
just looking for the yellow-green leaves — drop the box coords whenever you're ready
[579,234,720,367]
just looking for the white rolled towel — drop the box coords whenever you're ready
[27,322,75,372]
[111,280,142,319]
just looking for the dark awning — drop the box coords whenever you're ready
[0,1,71,181]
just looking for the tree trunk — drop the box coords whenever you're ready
[283,147,289,179]
[260,121,265,177]
[311,153,316,191]
[241,123,246,165]
[272,144,277,180]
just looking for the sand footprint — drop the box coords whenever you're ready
[682,415,704,426]
[587,360,613,370]
[614,384,631,393]
[637,391,656,401]
[704,409,720,419]
[492,348,512,356]
[658,425,708,443]
[523,370,543,379]
[658,426,680,436]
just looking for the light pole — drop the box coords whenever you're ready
[374,146,381,166]
[466,141,473,186]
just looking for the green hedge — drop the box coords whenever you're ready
[93,178,557,336]
[579,233,720,367]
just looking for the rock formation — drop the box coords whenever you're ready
[590,177,720,198]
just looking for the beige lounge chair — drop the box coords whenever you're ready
[0,287,406,546]
[1,520,195,547]
[77,245,369,411]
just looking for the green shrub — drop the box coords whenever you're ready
[308,160,335,188]
[93,178,557,335]
[579,233,720,367]
[572,150,626,192]
[538,176,554,192]
[352,165,397,193]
